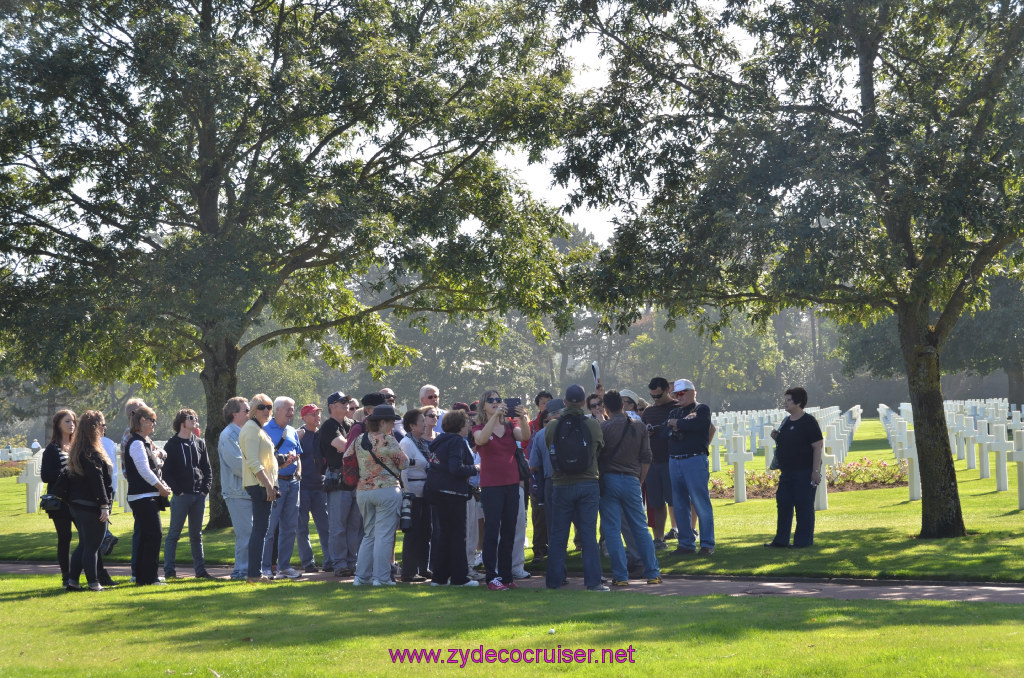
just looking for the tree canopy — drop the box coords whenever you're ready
[556,0,1024,537]
[0,0,586,523]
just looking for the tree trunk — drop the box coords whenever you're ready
[200,341,240,529]
[1006,357,1024,408]
[898,307,966,538]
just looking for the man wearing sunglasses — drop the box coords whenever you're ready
[419,384,445,434]
[663,379,715,556]
[320,391,361,577]
[640,377,677,549]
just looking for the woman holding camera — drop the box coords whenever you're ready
[473,389,529,591]
[350,404,408,586]
[239,393,279,584]
[125,405,172,586]
[66,411,115,591]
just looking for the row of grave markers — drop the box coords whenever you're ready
[878,400,1024,508]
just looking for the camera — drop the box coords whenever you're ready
[399,492,414,531]
[503,397,522,417]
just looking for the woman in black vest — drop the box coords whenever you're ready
[66,411,115,591]
[40,409,77,590]
[124,405,172,585]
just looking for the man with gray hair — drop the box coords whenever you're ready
[219,396,252,580]
[262,396,303,579]
[419,384,445,434]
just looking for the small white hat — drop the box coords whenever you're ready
[673,379,695,393]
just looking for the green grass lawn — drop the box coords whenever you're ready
[1,575,1022,677]
[4,418,1023,582]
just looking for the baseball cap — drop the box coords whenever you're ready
[300,404,321,417]
[673,379,695,393]
[564,384,586,403]
[546,398,566,414]
[326,391,349,406]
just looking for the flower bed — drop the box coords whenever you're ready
[709,458,909,499]
[0,461,26,479]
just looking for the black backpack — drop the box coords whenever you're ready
[551,413,593,474]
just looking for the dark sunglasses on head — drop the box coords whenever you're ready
[255,404,273,411]
[485,397,502,404]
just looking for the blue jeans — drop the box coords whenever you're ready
[355,486,402,583]
[775,469,816,547]
[480,484,519,584]
[546,480,602,589]
[164,493,207,576]
[225,496,252,578]
[246,485,275,578]
[669,455,715,550]
[298,487,330,568]
[327,488,362,570]
[600,473,659,581]
[262,478,300,574]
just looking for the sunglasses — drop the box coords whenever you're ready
[383,395,396,401]
[143,416,157,423]
[425,413,438,419]
[186,415,198,422]
[426,394,439,400]
[649,391,665,398]
[485,397,502,404]
[255,404,273,411]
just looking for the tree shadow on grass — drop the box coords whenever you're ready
[53,582,1024,657]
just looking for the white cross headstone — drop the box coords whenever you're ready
[761,424,777,470]
[16,452,45,513]
[725,434,754,503]
[988,424,1013,493]
[894,430,921,501]
[974,420,994,479]
[1011,430,1024,510]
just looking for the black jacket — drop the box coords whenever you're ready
[426,432,478,498]
[40,442,68,495]
[67,448,114,510]
[162,435,212,495]
[662,402,712,456]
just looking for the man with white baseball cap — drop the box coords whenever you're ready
[663,378,715,556]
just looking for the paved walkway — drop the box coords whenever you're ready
[4,561,1024,603]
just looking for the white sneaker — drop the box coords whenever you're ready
[467,570,485,581]
[471,551,483,567]
[460,580,480,587]
[373,579,397,586]
[429,582,442,587]
[352,577,368,586]
[512,569,532,579]
[277,567,303,580]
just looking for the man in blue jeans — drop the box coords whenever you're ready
[543,384,607,591]
[598,391,661,586]
[263,397,304,579]
[664,379,715,556]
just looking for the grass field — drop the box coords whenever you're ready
[0,575,1022,677]
[4,418,1023,581]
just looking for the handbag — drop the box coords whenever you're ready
[100,523,119,556]
[515,445,530,482]
[341,450,360,490]
[39,494,63,512]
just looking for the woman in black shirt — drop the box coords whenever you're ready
[40,409,77,590]
[766,387,824,548]
[66,411,115,591]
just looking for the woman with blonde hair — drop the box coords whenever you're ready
[473,389,529,590]
[239,393,279,584]
[66,411,115,591]
[125,404,172,586]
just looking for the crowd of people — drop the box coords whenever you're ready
[38,379,824,591]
